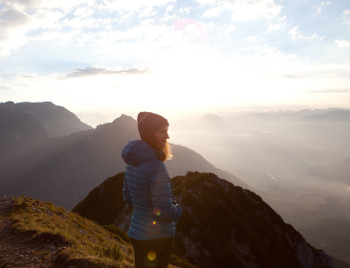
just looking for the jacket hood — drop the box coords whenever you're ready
[122,140,160,166]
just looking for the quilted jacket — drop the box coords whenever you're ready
[122,140,183,240]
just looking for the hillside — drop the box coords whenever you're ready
[73,172,332,268]
[0,114,245,209]
[0,195,134,267]
[0,195,197,267]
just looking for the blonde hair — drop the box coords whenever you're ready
[144,135,173,162]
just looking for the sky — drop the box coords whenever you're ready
[1,0,350,126]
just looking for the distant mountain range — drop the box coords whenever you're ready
[171,108,350,265]
[299,109,350,122]
[0,102,245,209]
[0,101,91,137]
[73,171,333,268]
[0,101,91,165]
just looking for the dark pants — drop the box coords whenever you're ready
[131,236,174,268]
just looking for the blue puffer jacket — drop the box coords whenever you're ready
[122,140,183,240]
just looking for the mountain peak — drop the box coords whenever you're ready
[95,114,137,138]
[112,114,136,124]
[198,113,225,123]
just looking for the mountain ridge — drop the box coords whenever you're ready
[0,111,246,209]
[73,171,332,268]
[0,101,92,137]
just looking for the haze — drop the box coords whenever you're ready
[169,109,350,262]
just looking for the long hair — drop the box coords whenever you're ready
[144,135,173,162]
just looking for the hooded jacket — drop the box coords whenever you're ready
[122,140,183,240]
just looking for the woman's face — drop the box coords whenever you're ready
[154,125,169,148]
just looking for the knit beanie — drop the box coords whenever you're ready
[137,112,169,140]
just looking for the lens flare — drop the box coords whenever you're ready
[146,220,160,235]
[153,207,161,217]
[147,251,157,261]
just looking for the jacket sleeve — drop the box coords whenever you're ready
[123,176,132,205]
[149,162,183,222]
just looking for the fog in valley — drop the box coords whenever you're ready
[170,108,350,263]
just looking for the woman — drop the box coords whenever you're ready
[122,111,183,268]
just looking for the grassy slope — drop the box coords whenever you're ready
[5,196,134,267]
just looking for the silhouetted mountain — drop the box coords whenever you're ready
[197,113,227,127]
[0,101,92,137]
[0,105,47,159]
[0,114,245,209]
[0,101,92,168]
[173,113,229,132]
[300,109,350,122]
[73,172,332,268]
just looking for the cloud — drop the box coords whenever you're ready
[194,0,216,5]
[316,1,331,14]
[335,40,350,48]
[173,19,208,41]
[0,7,29,55]
[343,10,350,28]
[309,88,350,94]
[9,0,91,12]
[179,7,192,14]
[0,2,68,55]
[289,27,324,42]
[99,0,175,12]
[230,0,282,22]
[203,0,282,21]
[0,0,181,57]
[0,85,12,90]
[8,0,42,11]
[0,6,30,29]
[202,5,225,18]
[65,67,149,78]
[281,74,307,79]
[202,0,284,34]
